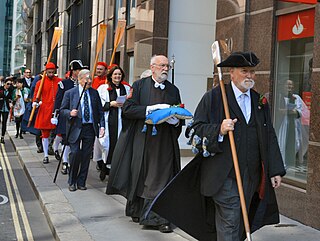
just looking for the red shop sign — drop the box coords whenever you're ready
[279,0,317,4]
[277,8,315,41]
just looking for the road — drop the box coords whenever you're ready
[0,136,55,241]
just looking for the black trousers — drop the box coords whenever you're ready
[0,111,9,136]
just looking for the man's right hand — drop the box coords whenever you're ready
[70,109,78,117]
[32,101,42,108]
[220,118,237,135]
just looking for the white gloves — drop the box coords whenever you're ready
[166,116,179,125]
[146,104,170,115]
[32,101,42,108]
[51,117,58,125]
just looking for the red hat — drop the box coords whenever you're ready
[97,62,108,69]
[108,63,118,70]
[45,62,58,70]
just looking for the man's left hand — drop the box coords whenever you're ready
[99,128,105,138]
[271,175,282,188]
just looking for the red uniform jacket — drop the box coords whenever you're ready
[34,76,61,130]
[92,75,107,90]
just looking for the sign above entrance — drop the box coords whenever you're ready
[277,9,315,41]
[279,0,317,4]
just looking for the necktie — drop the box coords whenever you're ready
[84,91,90,122]
[154,82,165,90]
[239,93,248,123]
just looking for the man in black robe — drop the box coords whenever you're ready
[107,55,182,233]
[151,52,286,241]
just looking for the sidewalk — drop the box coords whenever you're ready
[6,124,320,241]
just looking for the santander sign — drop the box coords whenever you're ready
[277,9,315,41]
[292,15,304,35]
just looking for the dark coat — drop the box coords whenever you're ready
[60,86,105,144]
[151,84,286,241]
[54,78,77,135]
[22,77,34,89]
[0,86,13,111]
[106,76,182,201]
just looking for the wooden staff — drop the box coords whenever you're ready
[109,19,126,66]
[211,41,252,241]
[92,24,107,80]
[27,27,63,127]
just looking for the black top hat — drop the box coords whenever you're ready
[217,51,260,67]
[69,60,88,71]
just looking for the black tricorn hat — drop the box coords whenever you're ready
[69,60,88,71]
[217,51,260,67]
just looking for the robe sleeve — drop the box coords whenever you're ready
[122,80,148,120]
[190,91,223,154]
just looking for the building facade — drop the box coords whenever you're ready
[1,0,14,76]
[23,0,320,229]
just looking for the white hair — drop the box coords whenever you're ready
[150,55,158,65]
[78,69,90,79]
[140,69,152,79]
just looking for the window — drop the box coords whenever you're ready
[273,9,314,184]
[67,0,92,68]
[127,0,136,25]
[128,54,134,84]
[274,37,312,183]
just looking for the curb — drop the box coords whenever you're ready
[7,125,94,241]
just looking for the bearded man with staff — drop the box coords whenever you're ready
[151,51,286,241]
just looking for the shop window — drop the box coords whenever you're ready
[274,9,314,183]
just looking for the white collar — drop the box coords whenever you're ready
[231,81,251,100]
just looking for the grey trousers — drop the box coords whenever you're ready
[212,169,258,241]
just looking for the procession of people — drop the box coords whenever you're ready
[0,49,288,240]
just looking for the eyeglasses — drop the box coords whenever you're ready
[25,71,31,73]
[6,83,12,86]
[153,64,172,70]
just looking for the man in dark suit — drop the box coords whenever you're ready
[22,68,34,89]
[52,59,87,174]
[60,69,105,192]
[151,52,286,241]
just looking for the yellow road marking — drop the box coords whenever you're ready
[1,144,34,241]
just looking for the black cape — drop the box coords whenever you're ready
[151,84,286,241]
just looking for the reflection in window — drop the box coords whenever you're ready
[274,37,312,183]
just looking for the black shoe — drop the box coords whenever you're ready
[43,157,49,164]
[131,217,140,223]
[99,164,109,181]
[77,185,87,190]
[48,147,54,155]
[61,163,68,175]
[96,160,103,171]
[159,224,172,233]
[54,150,61,161]
[19,135,23,139]
[69,184,76,192]
[37,147,43,153]
[0,137,4,144]
[15,133,18,138]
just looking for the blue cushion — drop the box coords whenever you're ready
[145,107,193,125]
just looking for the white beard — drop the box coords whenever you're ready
[240,79,255,90]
